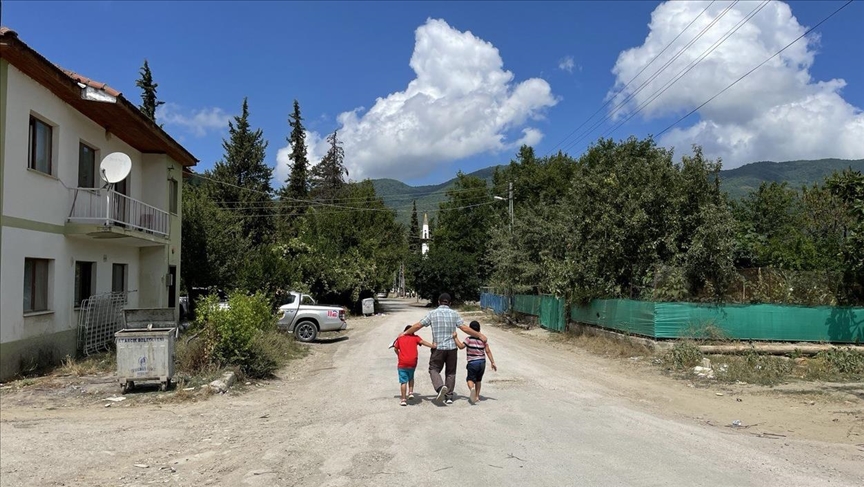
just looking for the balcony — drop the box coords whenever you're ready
[67,188,169,240]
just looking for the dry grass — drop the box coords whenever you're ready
[57,352,116,377]
[560,330,655,359]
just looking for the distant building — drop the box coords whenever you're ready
[421,213,430,255]
[0,27,198,379]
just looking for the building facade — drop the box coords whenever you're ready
[0,28,197,379]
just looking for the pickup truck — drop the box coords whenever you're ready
[276,291,347,342]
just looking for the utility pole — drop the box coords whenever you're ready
[508,181,513,235]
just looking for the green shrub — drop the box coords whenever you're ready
[243,330,306,379]
[663,341,704,370]
[714,348,793,386]
[185,291,296,378]
[815,347,864,377]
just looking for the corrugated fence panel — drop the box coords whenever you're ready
[480,292,509,314]
[487,294,863,343]
[539,295,566,332]
[570,299,656,337]
[655,302,864,343]
[513,294,542,316]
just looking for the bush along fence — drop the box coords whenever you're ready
[479,292,864,344]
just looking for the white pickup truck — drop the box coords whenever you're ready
[276,291,347,342]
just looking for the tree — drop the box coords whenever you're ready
[310,130,348,198]
[282,100,309,200]
[410,173,494,302]
[408,201,420,254]
[209,98,273,246]
[135,60,164,123]
[826,168,864,302]
[411,244,483,303]
[181,182,248,292]
[292,181,405,308]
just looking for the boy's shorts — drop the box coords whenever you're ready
[398,368,415,384]
[466,359,486,382]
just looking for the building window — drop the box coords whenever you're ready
[169,179,178,214]
[24,258,50,313]
[112,264,127,293]
[74,261,96,308]
[28,116,53,175]
[78,142,97,188]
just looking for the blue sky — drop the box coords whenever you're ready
[4,1,863,186]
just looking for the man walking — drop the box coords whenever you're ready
[400,293,486,404]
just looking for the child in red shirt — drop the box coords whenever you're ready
[392,325,436,406]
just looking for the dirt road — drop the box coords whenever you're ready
[1,298,863,486]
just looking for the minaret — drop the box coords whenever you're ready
[421,213,430,255]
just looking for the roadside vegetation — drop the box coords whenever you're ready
[550,324,864,387]
[179,292,306,380]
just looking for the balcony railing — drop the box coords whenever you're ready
[68,188,169,237]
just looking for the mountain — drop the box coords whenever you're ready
[718,158,864,200]
[372,166,502,226]
[373,159,864,226]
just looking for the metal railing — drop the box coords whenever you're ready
[68,188,169,237]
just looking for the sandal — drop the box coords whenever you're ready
[408,392,415,400]
[400,400,407,406]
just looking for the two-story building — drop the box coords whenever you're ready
[0,27,198,380]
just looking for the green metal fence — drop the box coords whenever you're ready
[513,294,566,332]
[570,300,864,343]
[486,291,864,343]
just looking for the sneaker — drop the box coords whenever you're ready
[400,400,407,406]
[445,398,453,405]
[435,386,449,403]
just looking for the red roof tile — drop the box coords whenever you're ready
[59,68,122,97]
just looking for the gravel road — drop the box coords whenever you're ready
[1,298,862,486]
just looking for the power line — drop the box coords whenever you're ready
[655,0,855,138]
[213,200,498,218]
[545,1,717,156]
[189,172,495,206]
[558,0,741,155]
[599,0,771,140]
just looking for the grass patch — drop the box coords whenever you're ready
[711,349,793,386]
[456,302,481,312]
[176,329,307,380]
[662,341,704,369]
[57,352,115,377]
[561,329,655,359]
[663,345,864,386]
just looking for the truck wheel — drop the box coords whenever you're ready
[294,321,318,343]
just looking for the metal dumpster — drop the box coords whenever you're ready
[115,327,175,392]
[362,298,375,316]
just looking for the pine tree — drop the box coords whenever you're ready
[135,60,164,123]
[408,201,420,254]
[310,130,348,199]
[210,98,273,246]
[283,100,309,200]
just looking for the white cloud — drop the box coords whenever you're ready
[610,1,864,167]
[275,18,557,182]
[156,103,231,137]
[558,56,576,73]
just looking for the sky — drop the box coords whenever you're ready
[3,1,863,186]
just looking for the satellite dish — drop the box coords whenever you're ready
[100,152,132,184]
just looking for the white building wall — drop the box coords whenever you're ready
[0,228,141,345]
[2,64,152,225]
[1,61,181,379]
